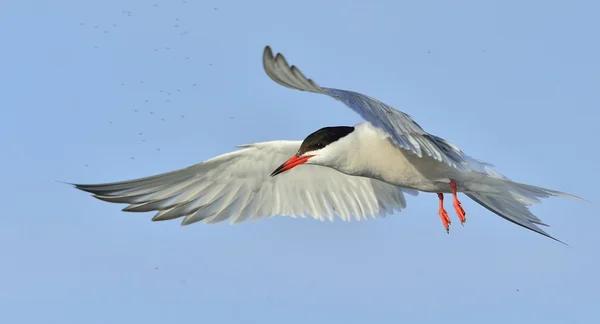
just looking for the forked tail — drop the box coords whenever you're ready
[465,179,588,244]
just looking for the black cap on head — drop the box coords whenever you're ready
[298,126,355,155]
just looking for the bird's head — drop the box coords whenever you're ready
[270,126,355,177]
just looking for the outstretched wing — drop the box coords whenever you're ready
[262,46,471,171]
[72,141,415,225]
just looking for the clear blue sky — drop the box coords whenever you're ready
[2,0,599,323]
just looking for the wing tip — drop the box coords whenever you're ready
[263,45,274,62]
[58,180,82,190]
[261,44,325,94]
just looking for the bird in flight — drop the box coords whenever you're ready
[71,46,586,243]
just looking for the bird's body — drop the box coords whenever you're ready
[71,45,587,243]
[305,122,455,193]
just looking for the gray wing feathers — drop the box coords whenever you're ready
[262,46,325,94]
[322,88,469,170]
[262,46,470,171]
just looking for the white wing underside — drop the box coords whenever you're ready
[73,141,416,225]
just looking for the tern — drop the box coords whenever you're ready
[71,46,586,242]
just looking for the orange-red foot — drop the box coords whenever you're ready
[450,180,467,225]
[437,193,451,233]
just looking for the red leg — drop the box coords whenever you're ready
[450,180,467,225]
[437,193,451,233]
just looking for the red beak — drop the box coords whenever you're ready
[270,154,314,177]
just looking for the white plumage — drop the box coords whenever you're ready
[74,141,416,226]
[72,45,587,243]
